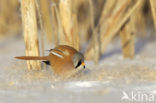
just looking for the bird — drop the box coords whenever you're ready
[15,45,85,77]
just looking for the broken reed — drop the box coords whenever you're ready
[120,20,135,59]
[21,0,40,70]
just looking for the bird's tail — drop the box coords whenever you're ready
[15,56,48,61]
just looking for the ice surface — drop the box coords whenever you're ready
[0,35,156,103]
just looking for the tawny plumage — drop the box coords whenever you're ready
[15,45,85,76]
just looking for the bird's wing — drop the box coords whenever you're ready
[49,49,64,58]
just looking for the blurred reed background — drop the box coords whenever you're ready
[0,0,156,70]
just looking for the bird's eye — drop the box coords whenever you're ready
[75,60,81,68]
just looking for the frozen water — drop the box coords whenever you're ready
[0,35,156,103]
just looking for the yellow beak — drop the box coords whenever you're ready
[81,62,85,68]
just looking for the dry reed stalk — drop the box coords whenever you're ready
[89,0,100,63]
[98,0,118,27]
[59,0,80,50]
[54,5,64,45]
[35,0,46,69]
[85,0,142,60]
[21,0,41,70]
[120,0,145,58]
[72,13,80,50]
[131,0,146,36]
[120,20,135,59]
[51,0,59,4]
[150,0,156,29]
[40,0,53,42]
[73,0,91,45]
[51,4,59,45]
[35,0,44,55]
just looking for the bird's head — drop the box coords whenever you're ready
[72,52,85,69]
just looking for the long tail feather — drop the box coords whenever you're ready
[15,56,48,60]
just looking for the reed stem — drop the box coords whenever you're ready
[21,0,41,70]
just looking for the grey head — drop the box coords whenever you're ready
[72,52,85,69]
